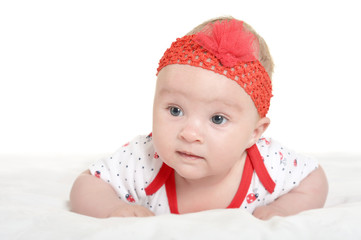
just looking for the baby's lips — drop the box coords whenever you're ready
[177,150,204,160]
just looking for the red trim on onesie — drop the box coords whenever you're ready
[145,163,173,195]
[145,144,275,213]
[227,154,253,208]
[247,144,276,193]
[165,170,179,214]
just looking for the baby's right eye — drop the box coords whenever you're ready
[169,107,183,117]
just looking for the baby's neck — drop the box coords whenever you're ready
[177,158,245,188]
[174,154,246,214]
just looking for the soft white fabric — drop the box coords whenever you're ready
[88,135,318,215]
[1,152,360,239]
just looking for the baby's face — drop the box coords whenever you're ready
[152,64,261,181]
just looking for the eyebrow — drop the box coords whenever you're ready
[209,98,242,111]
[158,86,189,95]
[158,87,242,110]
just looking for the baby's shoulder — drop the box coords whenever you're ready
[88,134,165,205]
[255,137,318,179]
[111,134,161,170]
[246,138,319,209]
[256,137,290,160]
[255,137,316,163]
[89,134,163,182]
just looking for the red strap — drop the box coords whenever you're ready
[145,163,173,195]
[247,144,275,193]
[165,170,179,214]
[227,154,253,208]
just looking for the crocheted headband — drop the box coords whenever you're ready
[156,19,272,117]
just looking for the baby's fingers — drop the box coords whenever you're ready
[109,204,154,218]
[133,205,155,217]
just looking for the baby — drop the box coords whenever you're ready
[70,17,328,220]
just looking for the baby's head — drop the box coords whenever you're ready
[152,17,273,178]
[157,17,273,118]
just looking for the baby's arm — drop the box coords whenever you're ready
[253,166,328,220]
[70,170,154,218]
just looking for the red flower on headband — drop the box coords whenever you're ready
[194,19,259,67]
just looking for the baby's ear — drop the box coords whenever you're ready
[248,117,270,147]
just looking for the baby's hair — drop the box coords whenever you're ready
[186,16,274,80]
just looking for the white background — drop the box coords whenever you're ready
[1,0,360,155]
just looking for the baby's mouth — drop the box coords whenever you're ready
[176,151,204,160]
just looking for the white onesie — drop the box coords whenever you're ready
[89,134,318,215]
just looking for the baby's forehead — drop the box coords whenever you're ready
[156,64,255,109]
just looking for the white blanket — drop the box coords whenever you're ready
[1,153,361,239]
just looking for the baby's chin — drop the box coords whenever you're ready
[173,167,213,182]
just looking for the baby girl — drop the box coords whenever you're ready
[70,17,328,220]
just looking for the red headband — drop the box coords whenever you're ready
[157,20,272,117]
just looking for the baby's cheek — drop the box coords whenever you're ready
[152,136,167,160]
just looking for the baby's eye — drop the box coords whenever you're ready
[211,115,228,125]
[169,107,183,117]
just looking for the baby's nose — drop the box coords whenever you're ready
[178,119,204,143]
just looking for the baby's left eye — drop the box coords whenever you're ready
[169,107,183,117]
[211,115,228,125]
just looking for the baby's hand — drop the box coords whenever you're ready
[252,205,287,220]
[109,204,155,217]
